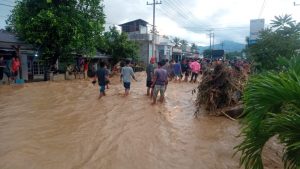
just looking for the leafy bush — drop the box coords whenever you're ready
[235,56,300,169]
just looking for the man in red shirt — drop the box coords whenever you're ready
[189,58,201,83]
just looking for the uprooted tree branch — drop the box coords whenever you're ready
[193,62,248,118]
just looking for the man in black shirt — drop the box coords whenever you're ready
[95,61,108,99]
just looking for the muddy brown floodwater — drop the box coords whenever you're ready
[0,72,283,169]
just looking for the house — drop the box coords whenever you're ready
[172,47,182,62]
[158,36,172,61]
[119,19,172,64]
[0,30,37,82]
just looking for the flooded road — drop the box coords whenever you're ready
[0,72,282,169]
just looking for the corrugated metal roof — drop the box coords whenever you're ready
[0,30,34,50]
[119,19,148,26]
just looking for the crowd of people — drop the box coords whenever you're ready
[0,56,21,84]
[145,57,201,105]
[92,57,250,105]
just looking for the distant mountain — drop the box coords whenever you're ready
[197,40,245,53]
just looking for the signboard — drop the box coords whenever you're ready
[172,47,182,53]
[249,19,265,44]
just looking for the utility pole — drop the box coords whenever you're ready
[212,32,215,50]
[147,0,162,62]
[210,34,212,50]
[207,29,213,59]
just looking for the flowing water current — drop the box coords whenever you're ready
[0,72,283,169]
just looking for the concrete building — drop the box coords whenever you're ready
[158,36,172,61]
[119,19,172,65]
[0,30,36,82]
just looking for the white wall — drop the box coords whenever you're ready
[20,54,28,81]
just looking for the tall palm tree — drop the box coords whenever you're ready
[235,56,300,169]
[172,37,181,47]
[180,39,188,51]
[191,43,197,53]
[271,14,295,30]
[245,36,250,46]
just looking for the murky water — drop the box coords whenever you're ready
[0,72,282,169]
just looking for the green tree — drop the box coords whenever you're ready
[225,51,242,60]
[191,43,197,53]
[7,0,105,66]
[235,56,300,169]
[247,15,300,71]
[99,26,139,65]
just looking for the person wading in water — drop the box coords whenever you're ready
[151,61,168,105]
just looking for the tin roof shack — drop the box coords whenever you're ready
[0,30,35,82]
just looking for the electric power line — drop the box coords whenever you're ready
[163,0,201,26]
[160,1,191,25]
[168,0,196,22]
[258,0,266,18]
[164,0,191,19]
[1,0,15,4]
[157,5,191,26]
[159,0,224,31]
[164,0,210,27]
[0,3,14,7]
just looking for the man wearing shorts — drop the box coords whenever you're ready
[121,60,137,96]
[151,61,168,105]
[95,61,108,99]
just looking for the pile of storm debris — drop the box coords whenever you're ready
[193,62,249,119]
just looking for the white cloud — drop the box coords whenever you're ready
[1,0,300,46]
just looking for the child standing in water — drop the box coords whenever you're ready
[120,60,137,96]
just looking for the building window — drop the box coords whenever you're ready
[33,61,44,75]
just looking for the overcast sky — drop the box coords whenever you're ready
[1,0,300,45]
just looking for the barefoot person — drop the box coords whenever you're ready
[11,57,20,81]
[181,59,190,82]
[173,60,182,82]
[121,60,137,96]
[94,61,109,99]
[151,61,168,105]
[190,58,201,83]
[146,57,156,96]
